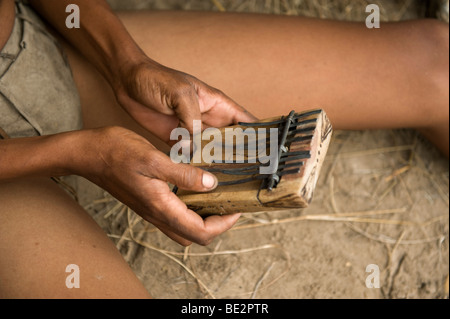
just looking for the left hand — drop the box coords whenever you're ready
[114,58,258,143]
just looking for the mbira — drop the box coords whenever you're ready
[174,109,333,216]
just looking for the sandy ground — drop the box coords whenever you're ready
[68,0,449,299]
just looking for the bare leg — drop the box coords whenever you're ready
[0,178,151,299]
[117,12,449,156]
[62,11,448,156]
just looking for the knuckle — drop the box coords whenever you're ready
[175,81,195,97]
[147,152,163,171]
[209,86,223,96]
[177,166,200,189]
[98,125,126,139]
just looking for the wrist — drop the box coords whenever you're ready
[0,130,89,181]
[105,45,151,90]
[36,130,95,178]
[112,54,159,94]
[65,128,108,179]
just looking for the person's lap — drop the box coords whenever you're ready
[0,177,151,299]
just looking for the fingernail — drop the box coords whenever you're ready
[202,173,217,189]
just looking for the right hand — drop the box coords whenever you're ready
[114,58,258,144]
[73,126,241,246]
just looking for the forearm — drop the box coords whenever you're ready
[0,130,89,181]
[30,0,147,87]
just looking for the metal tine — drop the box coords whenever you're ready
[202,164,306,188]
[295,109,322,118]
[238,109,322,128]
[202,161,304,176]
[218,175,267,187]
[280,150,311,158]
[238,116,317,129]
[215,129,283,148]
[222,133,313,152]
[221,137,279,149]
[223,135,285,150]
[203,164,260,173]
[279,168,302,176]
[217,166,303,186]
[288,127,316,136]
[280,161,305,169]
[238,119,286,128]
[279,154,311,163]
[219,169,261,176]
[290,118,318,128]
[219,123,316,150]
[218,167,303,186]
[286,135,314,144]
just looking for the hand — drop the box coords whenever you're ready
[115,58,258,143]
[73,126,241,246]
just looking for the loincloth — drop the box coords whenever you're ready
[0,1,82,139]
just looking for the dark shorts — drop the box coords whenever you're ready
[0,1,82,140]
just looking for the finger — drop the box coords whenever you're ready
[202,213,242,242]
[233,106,259,124]
[153,153,218,192]
[116,93,179,143]
[200,87,259,127]
[228,100,259,124]
[171,84,202,136]
[150,191,241,246]
[141,200,193,246]
[209,86,259,124]
[156,224,193,247]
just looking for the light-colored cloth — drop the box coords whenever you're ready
[0,1,82,139]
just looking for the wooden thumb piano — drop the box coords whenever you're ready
[174,109,333,216]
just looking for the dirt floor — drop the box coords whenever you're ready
[69,0,449,299]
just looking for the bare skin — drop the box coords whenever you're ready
[0,0,14,50]
[0,178,151,299]
[0,1,448,298]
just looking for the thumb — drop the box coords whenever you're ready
[157,155,218,192]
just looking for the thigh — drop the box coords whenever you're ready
[0,178,151,299]
[117,11,447,130]
[59,10,447,155]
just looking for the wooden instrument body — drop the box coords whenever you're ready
[177,109,333,216]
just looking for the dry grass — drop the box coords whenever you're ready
[108,0,425,21]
